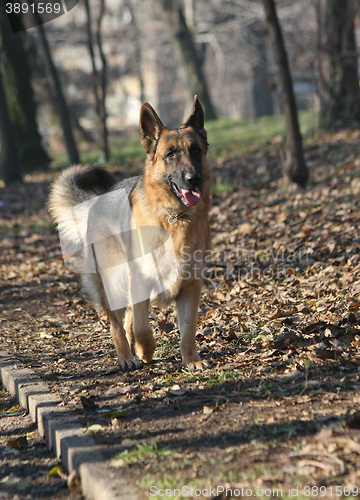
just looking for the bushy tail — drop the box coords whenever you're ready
[48,164,116,243]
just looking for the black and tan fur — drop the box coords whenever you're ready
[49,96,211,370]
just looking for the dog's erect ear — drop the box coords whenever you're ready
[183,96,207,144]
[140,102,165,155]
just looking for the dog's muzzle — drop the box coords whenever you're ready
[171,181,202,206]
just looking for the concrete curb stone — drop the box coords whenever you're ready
[0,351,144,500]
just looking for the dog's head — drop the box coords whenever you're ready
[140,96,208,208]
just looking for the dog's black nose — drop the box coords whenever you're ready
[183,171,201,185]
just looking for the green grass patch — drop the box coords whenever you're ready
[212,180,235,194]
[0,224,13,234]
[112,440,173,466]
[206,109,318,162]
[206,369,244,386]
[162,367,245,387]
[154,338,179,358]
[50,133,144,172]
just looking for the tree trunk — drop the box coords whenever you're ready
[316,0,360,130]
[0,2,50,173]
[36,21,80,165]
[261,0,308,187]
[96,0,109,162]
[84,0,110,162]
[248,21,274,118]
[158,0,217,120]
[127,0,145,104]
[0,69,21,185]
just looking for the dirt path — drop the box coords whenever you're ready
[1,131,360,499]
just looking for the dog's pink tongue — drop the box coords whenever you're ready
[180,188,201,206]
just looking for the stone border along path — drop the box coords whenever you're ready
[0,351,144,500]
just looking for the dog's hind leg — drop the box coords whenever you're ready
[109,309,142,370]
[130,299,156,363]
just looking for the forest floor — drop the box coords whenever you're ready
[1,129,360,499]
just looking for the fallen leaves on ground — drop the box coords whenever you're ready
[1,130,360,496]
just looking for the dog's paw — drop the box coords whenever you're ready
[185,359,210,371]
[119,358,143,371]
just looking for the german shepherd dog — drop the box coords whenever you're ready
[49,96,211,371]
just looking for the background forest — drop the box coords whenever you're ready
[0,0,359,184]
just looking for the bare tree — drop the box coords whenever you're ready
[0,69,21,185]
[84,0,109,161]
[157,0,217,120]
[316,0,360,130]
[261,0,308,187]
[0,2,50,173]
[126,0,145,104]
[247,20,274,117]
[36,20,80,165]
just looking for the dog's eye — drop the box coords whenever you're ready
[166,150,176,158]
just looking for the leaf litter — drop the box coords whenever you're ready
[1,130,360,497]
[0,389,83,499]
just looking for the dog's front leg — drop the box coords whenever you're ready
[176,280,209,370]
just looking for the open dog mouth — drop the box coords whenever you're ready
[171,182,201,206]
